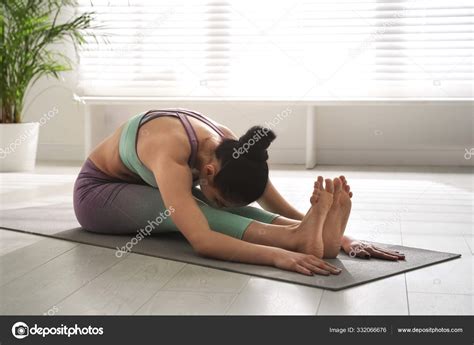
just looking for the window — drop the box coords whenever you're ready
[77,0,474,98]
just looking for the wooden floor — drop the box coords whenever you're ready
[0,162,472,315]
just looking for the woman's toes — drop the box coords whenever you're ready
[324,178,334,193]
[317,176,324,189]
[310,188,320,204]
[343,184,353,198]
[333,177,342,193]
[313,188,320,198]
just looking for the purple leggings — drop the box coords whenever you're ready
[73,159,277,238]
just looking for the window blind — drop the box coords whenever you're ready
[77,0,474,99]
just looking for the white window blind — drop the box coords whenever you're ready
[77,0,474,99]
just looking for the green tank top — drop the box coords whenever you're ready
[118,111,159,187]
[118,109,225,188]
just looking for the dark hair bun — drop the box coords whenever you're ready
[214,126,276,204]
[237,126,276,162]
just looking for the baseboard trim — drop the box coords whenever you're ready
[316,148,474,166]
[268,148,306,164]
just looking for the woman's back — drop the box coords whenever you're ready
[88,110,232,184]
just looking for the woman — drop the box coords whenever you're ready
[73,108,404,276]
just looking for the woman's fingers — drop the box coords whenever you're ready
[295,264,313,276]
[323,264,342,275]
[317,260,342,274]
[366,247,399,260]
[307,256,342,273]
[322,260,342,271]
[355,248,371,258]
[348,241,406,261]
[373,246,399,255]
[376,247,405,260]
[395,253,405,260]
[300,261,330,276]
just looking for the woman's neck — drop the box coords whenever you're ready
[196,135,220,170]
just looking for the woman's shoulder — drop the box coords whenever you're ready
[137,119,191,165]
[217,124,238,140]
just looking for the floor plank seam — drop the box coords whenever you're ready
[404,274,411,316]
[315,290,325,315]
[462,237,473,255]
[50,249,130,314]
[223,293,242,315]
[0,242,80,288]
[132,264,188,315]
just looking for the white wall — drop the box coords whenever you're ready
[23,79,473,166]
[316,104,474,166]
[22,73,84,162]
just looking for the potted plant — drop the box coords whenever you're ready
[0,0,94,171]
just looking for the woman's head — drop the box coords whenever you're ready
[199,126,276,207]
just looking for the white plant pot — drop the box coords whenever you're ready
[0,122,40,172]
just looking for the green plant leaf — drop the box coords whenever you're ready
[1,0,96,123]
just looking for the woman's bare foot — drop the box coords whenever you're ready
[321,176,352,258]
[293,177,334,258]
[339,175,353,233]
[340,175,353,197]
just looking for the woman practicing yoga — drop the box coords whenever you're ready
[73,108,405,276]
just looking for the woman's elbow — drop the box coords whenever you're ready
[192,241,213,257]
[188,235,214,257]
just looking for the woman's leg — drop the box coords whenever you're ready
[226,205,301,226]
[243,178,334,258]
[272,216,301,226]
[190,187,302,249]
[321,176,353,258]
[75,180,306,252]
[193,180,336,258]
[74,160,303,245]
[74,160,334,258]
[74,159,178,235]
[192,187,301,226]
[229,179,353,258]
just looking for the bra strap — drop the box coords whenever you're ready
[175,112,199,168]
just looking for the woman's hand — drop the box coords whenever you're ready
[342,238,405,261]
[272,248,342,276]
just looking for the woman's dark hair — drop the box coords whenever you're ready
[214,126,276,205]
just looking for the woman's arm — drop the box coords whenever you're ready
[152,158,339,275]
[257,179,304,220]
[136,130,339,275]
[153,159,340,275]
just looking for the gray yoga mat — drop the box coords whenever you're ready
[0,203,461,291]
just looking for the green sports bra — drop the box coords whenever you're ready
[119,109,225,188]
